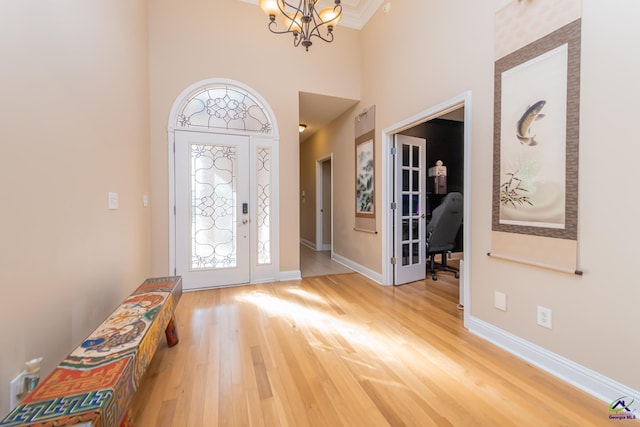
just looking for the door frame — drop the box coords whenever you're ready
[315,154,333,252]
[381,91,472,325]
[167,78,280,285]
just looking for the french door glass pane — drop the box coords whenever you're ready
[412,219,419,240]
[402,243,410,266]
[402,144,410,166]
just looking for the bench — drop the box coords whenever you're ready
[0,276,182,427]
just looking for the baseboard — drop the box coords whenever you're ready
[300,239,315,250]
[320,243,331,251]
[331,252,384,285]
[279,270,302,281]
[467,316,640,407]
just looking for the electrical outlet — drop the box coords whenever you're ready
[10,371,26,410]
[537,306,553,329]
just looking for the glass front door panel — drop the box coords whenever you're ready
[191,144,237,270]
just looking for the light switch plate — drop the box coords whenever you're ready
[108,192,118,210]
[494,291,507,311]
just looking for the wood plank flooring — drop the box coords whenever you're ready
[131,273,633,426]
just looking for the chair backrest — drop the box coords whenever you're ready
[427,192,463,253]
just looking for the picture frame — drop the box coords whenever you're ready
[355,132,375,218]
[492,19,581,240]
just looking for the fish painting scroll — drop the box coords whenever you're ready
[498,43,568,230]
[491,0,582,274]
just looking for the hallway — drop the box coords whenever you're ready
[299,244,353,277]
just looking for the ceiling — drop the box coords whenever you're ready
[241,0,385,142]
[299,92,359,142]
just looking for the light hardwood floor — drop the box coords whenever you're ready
[131,273,632,426]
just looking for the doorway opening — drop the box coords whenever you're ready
[300,154,353,277]
[382,91,472,323]
[316,155,332,252]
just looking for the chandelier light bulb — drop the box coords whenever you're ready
[261,0,342,51]
[319,7,341,29]
[259,0,282,19]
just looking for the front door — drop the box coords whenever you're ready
[394,134,427,285]
[175,131,250,289]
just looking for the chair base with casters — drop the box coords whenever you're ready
[426,191,463,281]
[428,251,459,281]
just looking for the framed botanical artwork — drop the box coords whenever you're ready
[355,132,375,217]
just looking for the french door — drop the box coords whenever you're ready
[393,134,427,285]
[175,131,255,290]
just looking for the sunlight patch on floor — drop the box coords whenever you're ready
[287,287,327,304]
[236,290,391,356]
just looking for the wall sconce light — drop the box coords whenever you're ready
[299,124,307,133]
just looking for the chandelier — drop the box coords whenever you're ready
[258,0,343,51]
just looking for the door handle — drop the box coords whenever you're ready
[242,219,249,224]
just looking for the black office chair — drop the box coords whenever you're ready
[427,192,463,281]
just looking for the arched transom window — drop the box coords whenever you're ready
[176,84,273,134]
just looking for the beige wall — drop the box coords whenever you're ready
[358,0,640,399]
[148,0,361,276]
[307,0,639,392]
[300,108,359,252]
[0,0,151,416]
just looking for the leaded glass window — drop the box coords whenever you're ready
[191,144,237,270]
[177,85,273,134]
[256,147,271,265]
